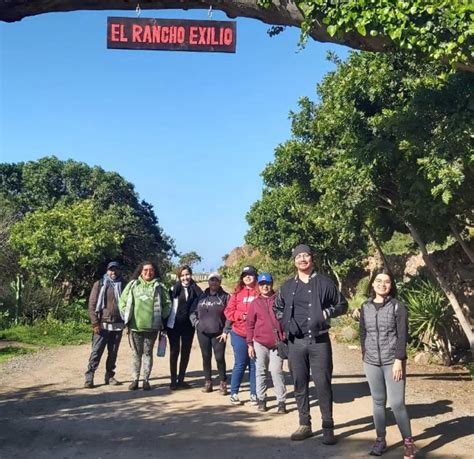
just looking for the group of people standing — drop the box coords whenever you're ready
[84,244,416,458]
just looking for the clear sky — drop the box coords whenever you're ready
[0,8,348,271]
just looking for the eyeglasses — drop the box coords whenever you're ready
[295,253,311,260]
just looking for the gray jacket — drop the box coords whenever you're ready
[359,297,408,366]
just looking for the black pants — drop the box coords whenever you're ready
[288,333,334,428]
[85,329,123,382]
[197,329,227,382]
[168,321,195,383]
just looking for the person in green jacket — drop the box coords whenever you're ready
[119,260,171,391]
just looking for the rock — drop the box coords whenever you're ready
[414,351,431,365]
[341,326,358,341]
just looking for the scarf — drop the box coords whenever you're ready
[95,274,123,313]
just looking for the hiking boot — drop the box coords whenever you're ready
[202,380,213,393]
[143,380,151,391]
[257,399,267,412]
[322,427,337,445]
[128,380,139,391]
[230,394,243,405]
[403,437,416,459]
[177,381,192,390]
[290,425,313,441]
[369,437,387,456]
[249,394,258,406]
[219,381,228,396]
[276,402,287,414]
[84,380,94,389]
[105,376,121,386]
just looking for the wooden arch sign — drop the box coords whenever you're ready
[107,17,236,53]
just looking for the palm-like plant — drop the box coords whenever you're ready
[400,276,456,365]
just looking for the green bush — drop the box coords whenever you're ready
[399,275,455,365]
[0,316,91,346]
[381,232,417,256]
[55,299,89,324]
[348,276,370,311]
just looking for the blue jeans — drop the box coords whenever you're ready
[230,330,256,396]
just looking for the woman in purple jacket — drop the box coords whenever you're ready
[247,272,287,414]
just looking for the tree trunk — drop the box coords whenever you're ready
[14,273,23,325]
[1,0,471,73]
[327,259,342,292]
[364,224,391,271]
[405,220,474,353]
[449,221,474,263]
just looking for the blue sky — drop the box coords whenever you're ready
[0,8,348,271]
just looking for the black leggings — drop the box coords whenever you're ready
[168,321,195,383]
[197,329,227,382]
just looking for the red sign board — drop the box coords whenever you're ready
[107,17,236,53]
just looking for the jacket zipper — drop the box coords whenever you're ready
[375,307,382,365]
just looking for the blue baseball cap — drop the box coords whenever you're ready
[257,272,273,284]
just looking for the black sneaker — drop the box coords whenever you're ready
[322,428,336,445]
[143,380,151,391]
[128,380,139,391]
[84,381,94,389]
[277,402,287,414]
[169,382,178,391]
[257,400,267,412]
[291,425,313,441]
[105,376,122,386]
[177,381,192,390]
[370,437,387,456]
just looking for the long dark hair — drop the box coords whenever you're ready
[233,276,257,294]
[132,260,160,280]
[367,267,397,298]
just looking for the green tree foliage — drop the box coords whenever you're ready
[220,252,294,290]
[247,50,473,346]
[10,200,125,289]
[178,251,202,268]
[262,0,473,70]
[0,156,175,299]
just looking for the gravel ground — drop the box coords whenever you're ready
[0,336,472,459]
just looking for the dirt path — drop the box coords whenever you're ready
[0,336,471,458]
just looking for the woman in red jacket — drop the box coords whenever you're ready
[224,265,258,406]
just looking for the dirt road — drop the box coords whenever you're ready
[0,336,471,458]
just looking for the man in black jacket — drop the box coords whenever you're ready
[273,245,348,443]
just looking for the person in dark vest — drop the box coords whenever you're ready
[168,265,202,390]
[360,267,416,458]
[84,261,125,388]
[273,245,348,443]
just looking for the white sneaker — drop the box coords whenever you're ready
[230,394,242,405]
[249,394,258,406]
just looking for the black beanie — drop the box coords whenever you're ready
[292,244,313,258]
